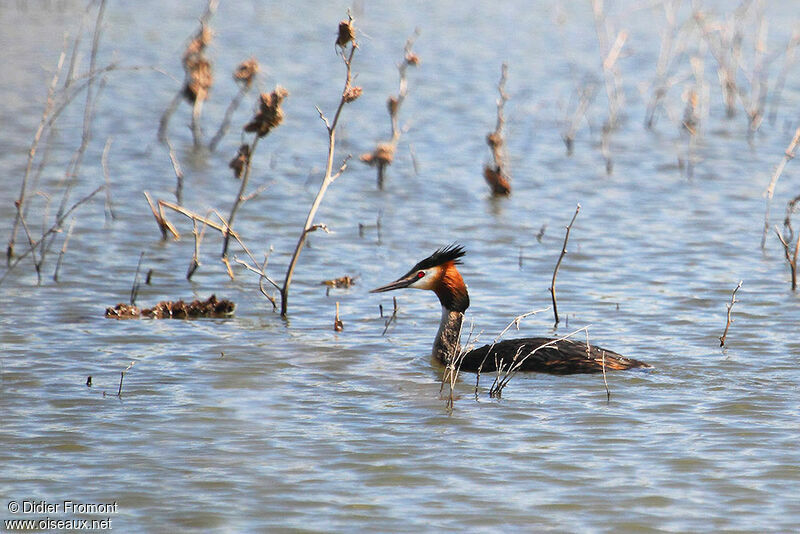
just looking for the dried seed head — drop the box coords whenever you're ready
[483,165,511,196]
[343,85,363,103]
[183,55,213,103]
[405,52,420,66]
[336,18,355,47]
[387,96,399,116]
[234,58,259,87]
[486,132,503,149]
[244,86,289,137]
[361,143,395,167]
[229,144,251,179]
[184,25,213,61]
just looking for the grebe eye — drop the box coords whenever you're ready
[416,271,425,278]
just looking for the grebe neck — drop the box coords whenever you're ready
[433,307,463,365]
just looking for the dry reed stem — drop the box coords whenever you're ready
[488,326,591,398]
[53,218,76,282]
[761,126,800,249]
[767,30,800,124]
[381,296,399,336]
[8,38,68,265]
[484,63,511,196]
[550,204,581,326]
[473,308,549,393]
[164,137,185,205]
[233,251,279,310]
[187,214,211,280]
[117,361,135,397]
[209,58,260,151]
[719,280,743,346]
[592,0,627,130]
[334,302,344,331]
[561,85,596,155]
[586,329,610,401]
[774,226,800,291]
[1,186,103,286]
[143,192,179,239]
[361,30,418,189]
[222,136,260,259]
[101,137,115,222]
[442,320,474,414]
[130,251,145,305]
[644,0,683,129]
[280,13,359,317]
[222,85,287,260]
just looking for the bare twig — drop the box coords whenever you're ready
[53,218,76,282]
[8,38,68,265]
[1,186,103,286]
[117,361,135,397]
[592,0,627,130]
[361,30,418,189]
[130,251,145,305]
[233,251,279,310]
[761,126,800,249]
[550,204,581,326]
[143,192,179,240]
[586,329,610,401]
[775,226,800,290]
[561,84,597,155]
[164,137,185,205]
[767,30,800,124]
[484,63,511,196]
[474,308,549,393]
[101,136,116,222]
[489,326,590,398]
[280,14,359,317]
[209,58,260,151]
[719,281,743,346]
[187,215,209,280]
[222,136,261,259]
[381,296,399,336]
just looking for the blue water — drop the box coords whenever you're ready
[2,1,800,532]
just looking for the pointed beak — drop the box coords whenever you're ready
[370,274,415,293]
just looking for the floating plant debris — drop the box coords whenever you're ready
[320,275,357,289]
[105,295,235,319]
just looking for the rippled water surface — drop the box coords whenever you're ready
[2,1,800,532]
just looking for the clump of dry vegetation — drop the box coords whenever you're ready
[158,0,218,149]
[105,295,235,319]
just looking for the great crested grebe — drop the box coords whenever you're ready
[371,244,650,374]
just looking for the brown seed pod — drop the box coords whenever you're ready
[183,56,213,103]
[486,132,503,149]
[405,52,420,66]
[234,58,259,87]
[343,85,363,103]
[362,143,395,167]
[483,165,511,196]
[336,19,355,47]
[229,144,251,179]
[387,96,399,116]
[244,86,289,137]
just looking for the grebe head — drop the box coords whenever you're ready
[370,244,470,312]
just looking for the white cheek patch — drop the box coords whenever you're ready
[409,266,440,290]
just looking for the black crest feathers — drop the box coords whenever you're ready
[412,244,466,271]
